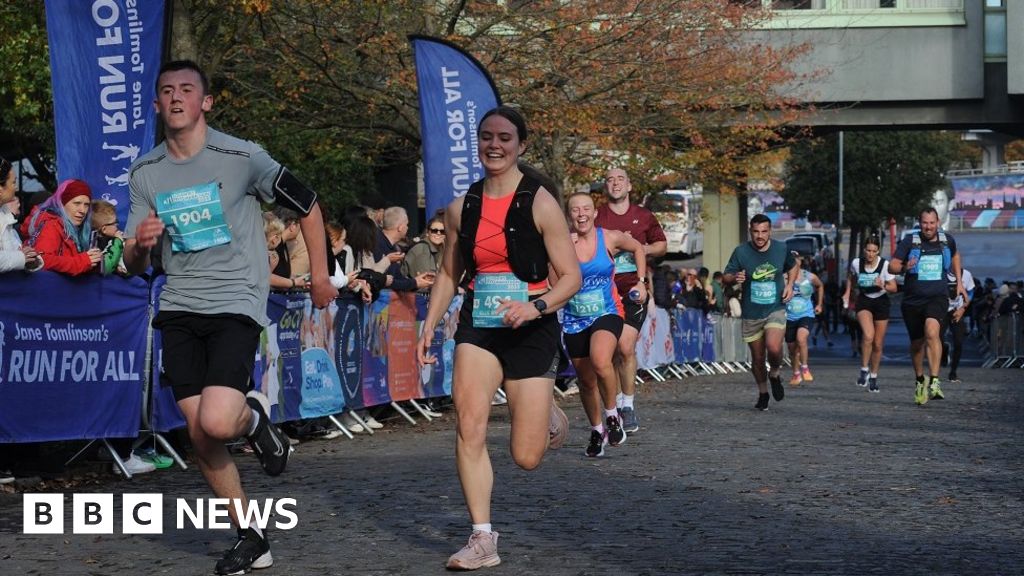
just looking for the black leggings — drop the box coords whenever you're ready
[943,312,967,374]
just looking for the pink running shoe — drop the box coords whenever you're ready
[446,530,500,570]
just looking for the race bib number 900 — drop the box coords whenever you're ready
[156,182,232,253]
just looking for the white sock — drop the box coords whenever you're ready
[247,408,260,436]
[800,364,808,371]
[621,394,635,409]
[616,393,625,409]
[592,424,605,435]
[604,408,618,420]
[860,366,869,373]
[870,373,878,379]
[472,523,492,534]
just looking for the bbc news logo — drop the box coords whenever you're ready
[23,494,298,534]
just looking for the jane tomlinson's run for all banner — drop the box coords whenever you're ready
[411,35,501,219]
[0,273,149,442]
[45,0,165,226]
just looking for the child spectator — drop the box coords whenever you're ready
[23,179,101,276]
[89,199,126,275]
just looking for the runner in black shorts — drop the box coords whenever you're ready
[416,106,581,571]
[594,168,666,433]
[890,207,967,405]
[841,236,897,393]
[562,192,646,457]
[125,60,337,575]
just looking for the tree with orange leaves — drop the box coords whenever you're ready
[173,0,809,203]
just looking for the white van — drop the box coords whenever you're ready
[644,188,704,257]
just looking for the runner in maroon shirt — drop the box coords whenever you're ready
[594,168,667,433]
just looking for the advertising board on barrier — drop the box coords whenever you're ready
[0,273,149,442]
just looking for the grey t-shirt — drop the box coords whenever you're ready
[127,127,281,325]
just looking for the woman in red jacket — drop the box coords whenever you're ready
[24,179,101,275]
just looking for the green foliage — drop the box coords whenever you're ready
[784,131,963,235]
[0,2,55,187]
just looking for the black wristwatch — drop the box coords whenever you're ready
[533,299,548,315]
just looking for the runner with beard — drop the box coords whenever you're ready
[594,169,666,433]
[723,214,798,411]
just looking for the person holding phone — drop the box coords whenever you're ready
[402,213,446,292]
[377,206,433,292]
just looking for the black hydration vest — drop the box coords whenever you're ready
[858,256,885,295]
[459,174,549,284]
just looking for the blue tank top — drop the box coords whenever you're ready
[563,228,624,334]
[786,270,816,321]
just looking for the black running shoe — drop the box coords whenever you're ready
[606,415,626,447]
[584,430,606,457]
[755,393,770,411]
[246,394,289,476]
[215,528,273,575]
[769,374,784,402]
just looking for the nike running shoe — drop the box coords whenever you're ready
[769,374,784,402]
[246,392,289,476]
[929,377,945,400]
[857,368,869,387]
[755,393,770,411]
[606,415,626,447]
[446,530,500,570]
[789,372,802,386]
[868,376,879,393]
[215,528,272,575]
[914,378,928,406]
[585,429,607,458]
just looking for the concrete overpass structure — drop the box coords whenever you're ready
[704,0,1022,273]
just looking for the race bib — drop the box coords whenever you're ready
[858,272,879,288]
[472,272,528,328]
[156,182,231,253]
[751,280,776,305]
[917,254,942,281]
[788,297,810,315]
[613,252,638,274]
[568,290,607,318]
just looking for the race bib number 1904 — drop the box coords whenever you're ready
[156,182,232,253]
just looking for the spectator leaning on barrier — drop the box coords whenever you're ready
[0,156,42,273]
[401,213,445,291]
[326,221,371,303]
[273,205,310,278]
[24,179,102,276]
[377,206,434,292]
[90,199,127,276]
[263,211,285,273]
[124,59,337,575]
[709,271,725,314]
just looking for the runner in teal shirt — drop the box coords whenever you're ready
[723,214,797,411]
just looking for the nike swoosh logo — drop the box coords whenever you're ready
[751,270,773,281]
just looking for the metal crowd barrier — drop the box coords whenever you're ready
[982,314,1023,369]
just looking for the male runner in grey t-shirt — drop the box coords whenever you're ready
[125,60,337,576]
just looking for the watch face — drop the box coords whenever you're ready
[534,299,547,312]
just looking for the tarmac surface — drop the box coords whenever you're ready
[0,330,1021,575]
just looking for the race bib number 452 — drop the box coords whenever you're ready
[156,182,232,252]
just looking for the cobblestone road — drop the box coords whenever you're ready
[1,355,1021,575]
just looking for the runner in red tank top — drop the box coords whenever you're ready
[416,106,581,571]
